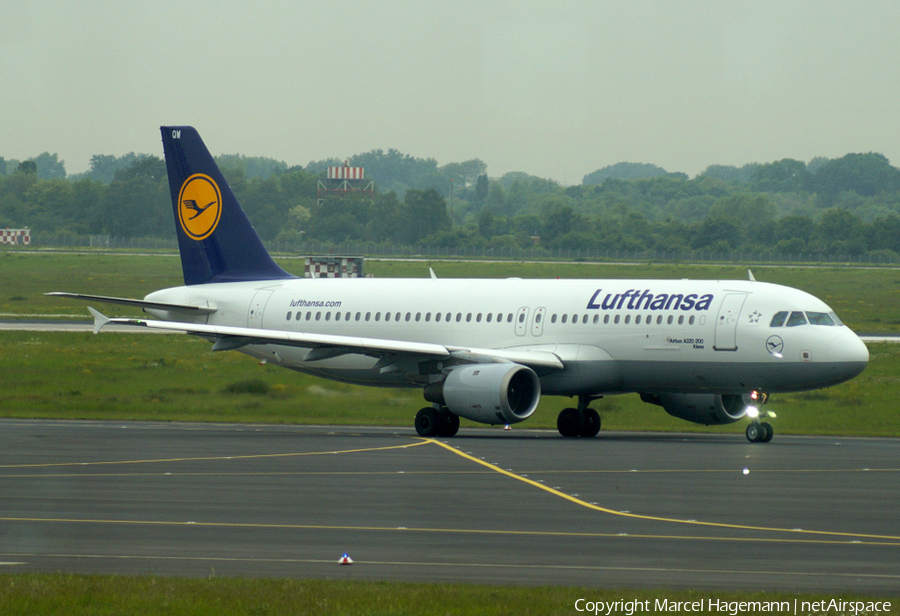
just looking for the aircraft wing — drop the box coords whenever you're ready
[47,292,217,314]
[87,308,564,371]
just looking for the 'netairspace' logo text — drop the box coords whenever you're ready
[573,598,893,615]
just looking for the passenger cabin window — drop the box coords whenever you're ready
[786,311,808,327]
[770,311,788,327]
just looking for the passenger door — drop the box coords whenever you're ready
[713,293,746,351]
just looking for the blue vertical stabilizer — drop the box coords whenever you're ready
[160,126,295,285]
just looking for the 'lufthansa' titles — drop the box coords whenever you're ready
[586,289,714,312]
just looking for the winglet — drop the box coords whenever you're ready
[748,269,756,282]
[429,267,437,280]
[88,307,111,334]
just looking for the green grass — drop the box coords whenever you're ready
[2,251,900,333]
[1,330,896,437]
[0,575,896,615]
[1,251,897,436]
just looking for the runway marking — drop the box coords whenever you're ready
[0,440,429,470]
[426,439,900,544]
[3,551,899,582]
[3,464,898,478]
[1,470,493,478]
[1,516,899,547]
[4,467,897,479]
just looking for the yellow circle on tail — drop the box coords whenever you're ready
[177,174,222,240]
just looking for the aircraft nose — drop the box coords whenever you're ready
[827,329,869,380]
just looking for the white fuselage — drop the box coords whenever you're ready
[145,277,869,397]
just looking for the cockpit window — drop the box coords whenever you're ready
[830,311,843,326]
[770,311,788,327]
[785,311,808,327]
[807,312,836,326]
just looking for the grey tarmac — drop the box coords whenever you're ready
[0,420,897,593]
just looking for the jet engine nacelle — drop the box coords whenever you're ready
[641,393,747,426]
[424,363,540,425]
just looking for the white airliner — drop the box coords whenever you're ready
[50,126,870,442]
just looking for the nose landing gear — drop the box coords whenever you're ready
[746,420,774,443]
[745,391,775,443]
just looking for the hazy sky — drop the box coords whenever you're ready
[5,1,900,183]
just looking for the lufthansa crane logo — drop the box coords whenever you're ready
[177,174,222,240]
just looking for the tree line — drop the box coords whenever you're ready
[2,147,900,259]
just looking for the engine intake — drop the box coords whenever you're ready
[641,393,747,425]
[424,363,540,425]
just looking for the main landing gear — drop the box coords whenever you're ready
[557,396,601,438]
[415,406,460,438]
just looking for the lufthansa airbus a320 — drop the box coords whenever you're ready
[50,127,869,443]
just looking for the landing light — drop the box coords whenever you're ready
[745,406,760,419]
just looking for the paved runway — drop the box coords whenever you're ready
[0,420,898,593]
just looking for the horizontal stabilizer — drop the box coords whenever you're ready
[47,292,217,314]
[88,307,110,334]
